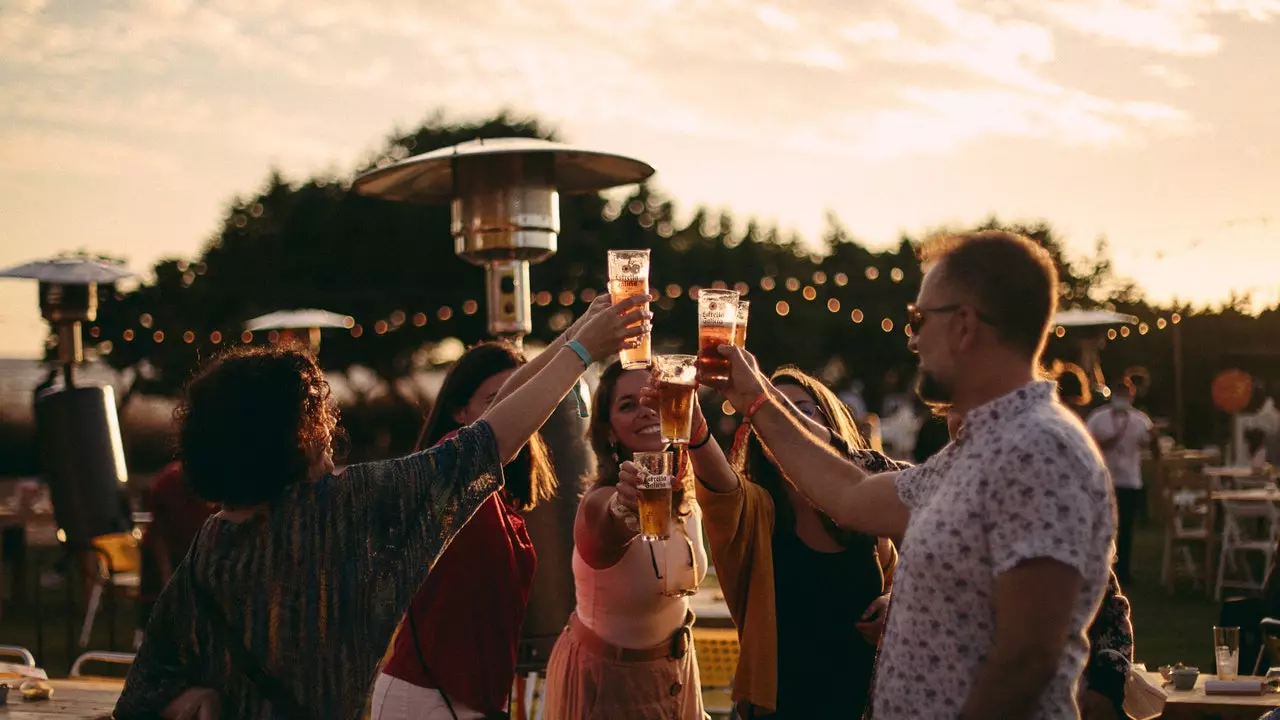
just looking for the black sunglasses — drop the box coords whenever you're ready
[907,303,994,335]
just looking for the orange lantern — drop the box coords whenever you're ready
[1211,369,1254,414]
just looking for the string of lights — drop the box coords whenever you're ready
[84,272,1187,356]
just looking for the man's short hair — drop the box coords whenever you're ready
[921,229,1058,360]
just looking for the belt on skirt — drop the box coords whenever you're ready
[567,610,696,663]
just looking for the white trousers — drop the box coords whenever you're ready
[371,673,489,720]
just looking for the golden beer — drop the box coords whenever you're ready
[638,483,673,539]
[696,289,739,384]
[734,300,750,347]
[633,450,673,541]
[608,278,651,368]
[653,354,698,445]
[607,249,652,369]
[697,323,735,384]
[659,383,695,445]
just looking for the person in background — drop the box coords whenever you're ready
[137,461,215,644]
[374,339,560,720]
[912,400,951,463]
[1246,428,1270,472]
[1086,384,1153,585]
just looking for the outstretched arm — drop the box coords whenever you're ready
[712,346,910,538]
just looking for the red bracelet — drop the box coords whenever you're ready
[689,422,712,449]
[742,391,770,420]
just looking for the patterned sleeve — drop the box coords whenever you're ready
[341,420,504,609]
[893,461,940,510]
[1085,571,1134,707]
[842,447,912,474]
[113,557,201,717]
[984,428,1108,577]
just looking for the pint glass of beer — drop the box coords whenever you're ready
[633,450,673,541]
[607,249,652,369]
[653,354,698,445]
[696,289,740,385]
[734,300,750,347]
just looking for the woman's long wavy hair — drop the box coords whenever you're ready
[731,366,868,544]
[417,340,557,511]
[587,361,693,518]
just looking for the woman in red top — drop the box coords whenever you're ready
[375,339,558,719]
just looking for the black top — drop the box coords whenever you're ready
[771,527,884,718]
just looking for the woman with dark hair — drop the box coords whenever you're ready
[541,361,708,719]
[631,366,903,718]
[113,294,649,720]
[374,340,559,719]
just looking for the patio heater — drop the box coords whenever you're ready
[0,257,136,662]
[1052,308,1139,407]
[353,138,655,670]
[243,308,351,354]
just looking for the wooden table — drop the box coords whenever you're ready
[1143,671,1280,720]
[0,679,122,718]
[1211,489,1280,503]
[1205,466,1273,479]
[0,678,121,717]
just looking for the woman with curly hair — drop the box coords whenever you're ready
[113,294,649,720]
[374,340,559,719]
[541,360,708,719]
[630,366,904,719]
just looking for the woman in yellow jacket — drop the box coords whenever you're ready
[629,366,905,718]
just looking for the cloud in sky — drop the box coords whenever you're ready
[1,0,1260,179]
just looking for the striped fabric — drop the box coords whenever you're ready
[114,421,504,719]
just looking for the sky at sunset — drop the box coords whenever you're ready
[1,0,1278,358]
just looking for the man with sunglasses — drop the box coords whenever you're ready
[713,230,1115,719]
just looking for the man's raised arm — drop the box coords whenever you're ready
[714,345,910,538]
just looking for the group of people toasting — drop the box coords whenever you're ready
[115,229,1118,720]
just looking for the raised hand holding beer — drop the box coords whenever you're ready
[713,344,770,411]
[571,293,653,362]
[695,289,740,384]
[607,249,653,369]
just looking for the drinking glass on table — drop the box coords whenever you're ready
[633,450,673,541]
[695,289,739,385]
[733,300,750,348]
[653,355,698,446]
[607,249,652,369]
[1215,626,1240,679]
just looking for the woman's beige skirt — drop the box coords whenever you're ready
[542,613,707,720]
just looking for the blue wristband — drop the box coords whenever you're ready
[565,339,593,368]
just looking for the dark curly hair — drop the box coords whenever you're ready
[415,340,557,511]
[175,344,339,508]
